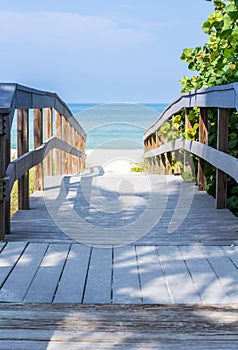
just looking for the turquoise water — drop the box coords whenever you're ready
[11,103,167,150]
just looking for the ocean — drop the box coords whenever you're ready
[11,103,167,150]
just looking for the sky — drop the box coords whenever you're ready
[0,0,214,103]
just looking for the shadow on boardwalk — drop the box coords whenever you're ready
[0,303,238,349]
[9,169,238,246]
[1,169,238,348]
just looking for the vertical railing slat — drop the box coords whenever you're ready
[0,113,11,238]
[17,109,29,210]
[34,109,43,191]
[216,108,229,209]
[55,111,62,175]
[44,108,53,176]
[198,108,208,191]
[184,108,192,173]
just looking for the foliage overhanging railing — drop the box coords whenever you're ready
[144,82,238,211]
[0,83,86,240]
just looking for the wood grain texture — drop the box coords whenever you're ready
[44,108,53,176]
[0,304,237,349]
[34,109,43,191]
[144,138,238,183]
[144,82,238,140]
[2,173,238,305]
[0,83,86,138]
[0,241,234,304]
[17,108,30,209]
[9,173,238,246]
[198,108,208,191]
[216,108,229,209]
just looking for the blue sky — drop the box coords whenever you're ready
[0,0,214,103]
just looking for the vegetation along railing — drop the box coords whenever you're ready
[144,83,238,211]
[0,83,86,240]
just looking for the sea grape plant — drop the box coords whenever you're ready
[180,0,238,92]
[178,0,238,214]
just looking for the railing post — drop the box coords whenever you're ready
[68,124,73,174]
[156,133,160,148]
[55,111,62,175]
[75,132,82,173]
[72,128,76,173]
[152,133,156,149]
[17,109,29,209]
[166,152,172,175]
[62,116,68,174]
[44,108,53,176]
[82,136,86,171]
[216,108,229,209]
[161,154,166,174]
[0,113,11,238]
[148,136,152,151]
[184,108,192,173]
[144,138,148,153]
[34,108,43,191]
[198,108,208,191]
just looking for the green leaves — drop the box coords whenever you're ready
[180,0,238,92]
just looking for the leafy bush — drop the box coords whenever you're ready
[179,0,238,215]
[180,0,238,92]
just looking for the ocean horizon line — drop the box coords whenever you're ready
[10,102,167,150]
[68,101,169,105]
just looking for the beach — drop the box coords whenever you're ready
[86,149,144,173]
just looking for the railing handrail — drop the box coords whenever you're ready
[144,82,238,140]
[0,82,87,239]
[143,82,238,211]
[0,83,86,139]
[144,138,238,183]
[4,136,86,195]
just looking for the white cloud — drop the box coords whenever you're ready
[0,11,157,53]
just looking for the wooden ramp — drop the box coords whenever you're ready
[0,170,237,304]
[1,170,238,348]
[9,170,238,245]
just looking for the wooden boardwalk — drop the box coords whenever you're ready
[1,241,238,304]
[9,169,238,246]
[1,169,238,304]
[1,169,238,348]
[0,304,238,350]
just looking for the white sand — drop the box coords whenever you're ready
[86,149,144,173]
[10,148,144,174]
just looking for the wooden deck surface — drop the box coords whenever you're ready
[9,170,238,246]
[1,242,238,304]
[1,170,238,348]
[0,304,237,349]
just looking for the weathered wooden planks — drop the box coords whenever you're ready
[9,174,238,246]
[23,244,70,303]
[0,242,27,287]
[136,245,171,303]
[0,304,237,349]
[113,246,142,304]
[1,242,237,304]
[83,247,112,304]
[53,244,91,303]
[0,243,48,302]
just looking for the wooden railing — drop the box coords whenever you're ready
[0,83,86,240]
[144,83,238,210]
